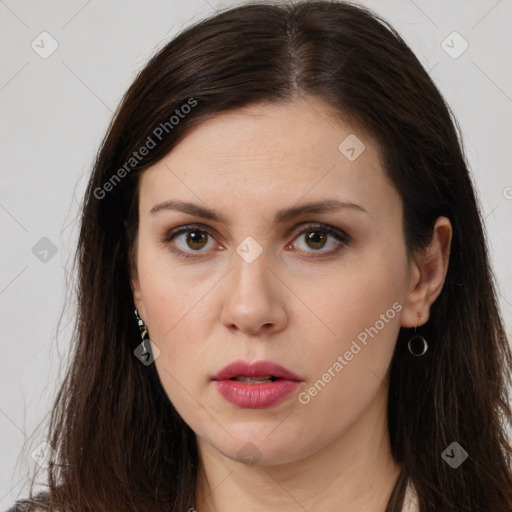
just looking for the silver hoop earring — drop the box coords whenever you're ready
[408,312,428,356]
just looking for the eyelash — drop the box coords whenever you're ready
[159,223,351,261]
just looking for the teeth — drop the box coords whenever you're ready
[232,376,276,383]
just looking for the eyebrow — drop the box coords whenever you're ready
[149,198,367,226]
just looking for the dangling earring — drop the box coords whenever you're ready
[134,307,149,350]
[133,307,158,365]
[407,312,428,356]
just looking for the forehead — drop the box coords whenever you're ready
[162,98,371,171]
[138,97,395,221]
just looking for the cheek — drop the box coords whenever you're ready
[137,236,212,340]
[292,247,406,387]
[144,275,212,414]
[290,268,404,448]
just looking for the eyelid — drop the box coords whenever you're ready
[159,222,223,245]
[160,222,351,259]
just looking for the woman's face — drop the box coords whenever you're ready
[131,96,418,465]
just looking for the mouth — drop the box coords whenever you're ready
[211,360,303,408]
[212,359,303,383]
[228,376,281,383]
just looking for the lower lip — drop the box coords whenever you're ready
[213,379,301,408]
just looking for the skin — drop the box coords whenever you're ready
[130,95,452,512]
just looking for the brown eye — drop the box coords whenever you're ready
[161,222,349,261]
[304,230,329,250]
[183,230,209,251]
[290,224,349,256]
[162,226,217,259]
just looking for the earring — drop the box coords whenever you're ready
[133,308,160,365]
[407,312,428,356]
[134,307,150,355]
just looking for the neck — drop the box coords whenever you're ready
[194,383,401,512]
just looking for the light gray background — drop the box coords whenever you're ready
[1,0,511,507]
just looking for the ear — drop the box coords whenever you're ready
[401,216,453,328]
[129,244,146,321]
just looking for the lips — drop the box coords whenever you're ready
[212,360,302,382]
[212,360,303,409]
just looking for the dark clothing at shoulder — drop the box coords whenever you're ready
[5,504,29,512]
[5,492,51,512]
[5,503,48,512]
[5,503,40,512]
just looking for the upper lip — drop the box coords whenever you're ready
[212,360,303,381]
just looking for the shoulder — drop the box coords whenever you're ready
[402,480,419,512]
[5,491,53,512]
[5,503,38,512]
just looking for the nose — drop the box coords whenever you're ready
[219,247,288,336]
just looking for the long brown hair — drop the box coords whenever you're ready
[13,1,512,510]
